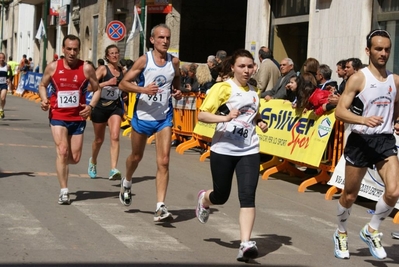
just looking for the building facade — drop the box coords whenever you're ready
[2,0,398,78]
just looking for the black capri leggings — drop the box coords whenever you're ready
[209,151,260,208]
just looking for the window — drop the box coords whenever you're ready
[271,0,310,18]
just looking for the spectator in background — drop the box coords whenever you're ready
[179,64,189,89]
[215,50,227,65]
[7,56,18,93]
[206,55,218,81]
[336,59,347,95]
[317,64,338,91]
[28,57,34,71]
[196,64,214,94]
[302,57,320,79]
[20,59,30,73]
[253,46,280,93]
[97,58,105,67]
[125,59,134,71]
[183,63,198,92]
[19,54,27,70]
[263,58,296,100]
[345,57,363,80]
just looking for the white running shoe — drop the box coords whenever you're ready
[195,190,210,224]
[360,224,387,260]
[153,204,173,222]
[333,229,349,259]
[237,241,258,262]
[119,177,132,206]
[58,192,70,205]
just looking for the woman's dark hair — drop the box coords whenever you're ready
[230,49,254,65]
[296,73,316,109]
[218,56,233,79]
[104,44,119,63]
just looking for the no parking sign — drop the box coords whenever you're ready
[106,20,126,42]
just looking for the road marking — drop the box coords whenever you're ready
[0,143,53,149]
[74,202,190,251]
[0,202,64,250]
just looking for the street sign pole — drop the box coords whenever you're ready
[139,0,145,56]
[41,0,49,72]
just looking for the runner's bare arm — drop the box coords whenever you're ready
[119,55,157,95]
[83,61,100,108]
[38,62,57,111]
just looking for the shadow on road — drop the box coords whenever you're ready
[70,190,120,202]
[204,233,292,263]
[124,207,219,225]
[0,171,35,179]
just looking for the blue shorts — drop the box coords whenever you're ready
[0,84,7,90]
[131,112,173,136]
[50,119,86,135]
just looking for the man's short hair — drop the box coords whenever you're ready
[366,29,391,49]
[319,64,332,80]
[283,58,294,66]
[347,58,363,71]
[215,50,227,61]
[336,59,346,69]
[259,47,273,60]
[62,34,81,49]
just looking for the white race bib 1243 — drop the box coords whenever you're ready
[57,91,80,108]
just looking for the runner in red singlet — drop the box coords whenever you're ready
[38,34,101,205]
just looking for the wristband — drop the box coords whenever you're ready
[88,104,94,111]
[256,119,266,125]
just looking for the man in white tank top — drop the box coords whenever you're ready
[118,24,182,222]
[333,29,399,260]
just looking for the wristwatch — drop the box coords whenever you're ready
[88,104,94,111]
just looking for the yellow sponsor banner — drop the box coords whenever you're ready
[257,99,335,167]
[191,99,335,167]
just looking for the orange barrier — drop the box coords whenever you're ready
[260,121,345,193]
[172,93,200,143]
[174,93,213,161]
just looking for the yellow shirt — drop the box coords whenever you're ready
[200,79,259,113]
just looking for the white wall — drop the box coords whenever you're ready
[17,3,35,61]
[245,0,271,66]
[308,0,373,80]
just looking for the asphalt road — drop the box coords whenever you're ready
[1,95,399,267]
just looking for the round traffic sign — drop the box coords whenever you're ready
[106,20,126,42]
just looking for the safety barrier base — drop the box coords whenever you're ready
[261,159,306,180]
[325,185,341,200]
[260,156,281,172]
